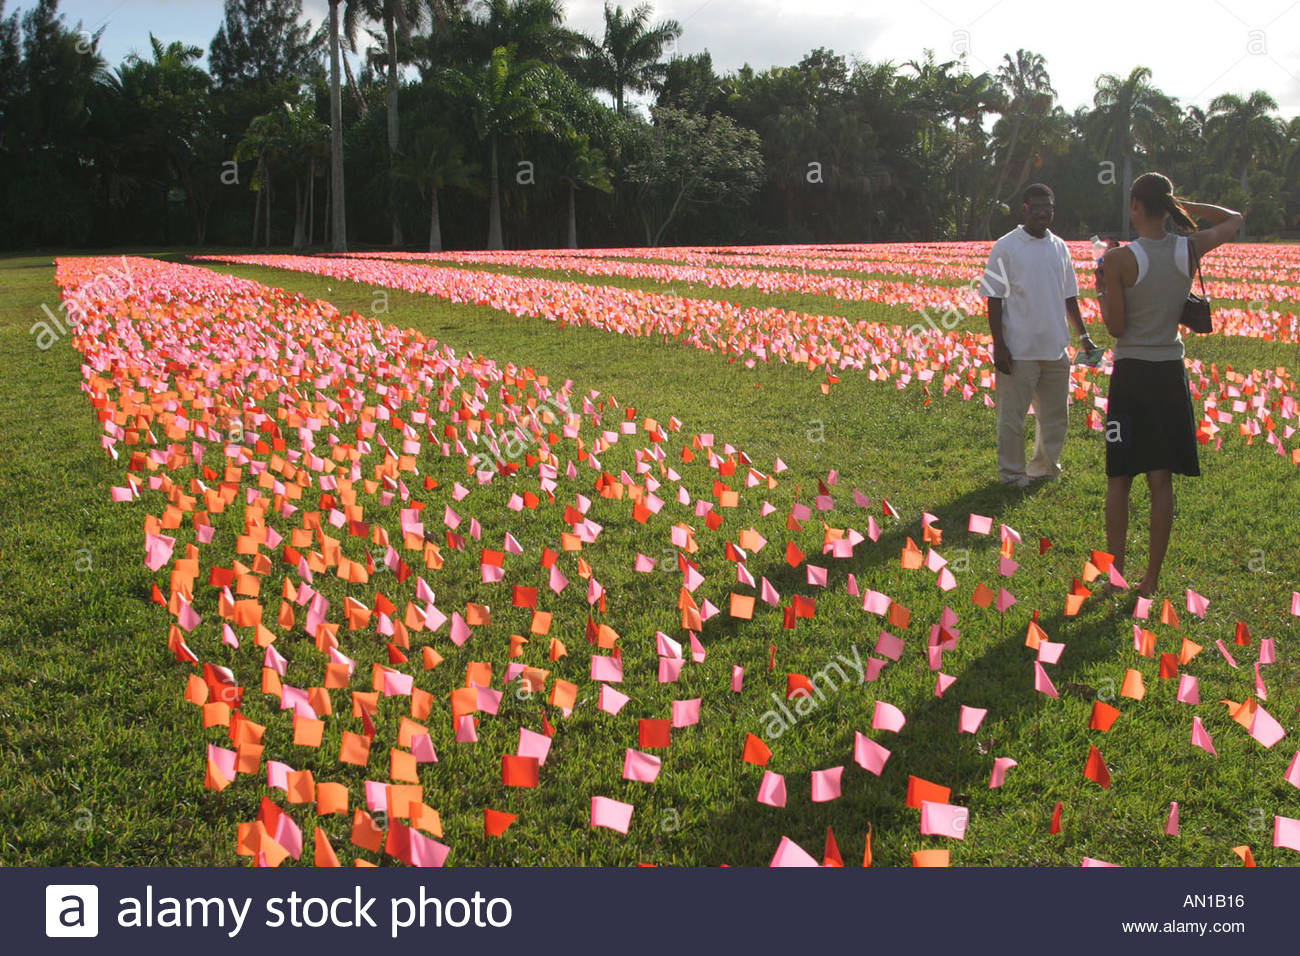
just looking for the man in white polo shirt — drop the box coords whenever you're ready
[980,183,1094,488]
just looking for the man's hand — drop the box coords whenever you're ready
[993,340,1013,374]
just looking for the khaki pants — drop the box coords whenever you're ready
[995,356,1070,483]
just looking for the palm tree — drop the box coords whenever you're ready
[556,130,612,247]
[461,0,577,66]
[580,2,682,116]
[347,0,427,246]
[327,0,349,250]
[1206,91,1283,192]
[394,123,483,250]
[459,46,554,248]
[234,111,286,249]
[1091,66,1172,238]
[975,49,1055,237]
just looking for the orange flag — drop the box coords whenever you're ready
[1089,700,1121,732]
[911,849,949,867]
[314,826,341,866]
[822,827,843,867]
[1120,669,1146,700]
[1050,801,1063,834]
[1232,845,1256,867]
[484,809,517,837]
[862,824,873,867]
[905,775,950,809]
[741,733,771,766]
[1084,745,1111,789]
[1160,600,1179,628]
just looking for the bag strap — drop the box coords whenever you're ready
[1188,235,1207,295]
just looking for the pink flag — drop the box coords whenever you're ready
[730,665,744,692]
[1036,641,1064,665]
[622,749,662,783]
[959,705,987,734]
[863,590,890,616]
[1215,640,1239,669]
[671,698,701,728]
[1108,564,1128,589]
[810,766,843,802]
[634,553,655,572]
[853,732,890,776]
[590,796,634,834]
[449,612,471,646]
[989,757,1018,789]
[920,801,968,840]
[875,631,904,661]
[517,727,552,766]
[690,634,706,663]
[937,567,957,591]
[770,835,820,867]
[597,684,629,715]
[934,672,957,697]
[1176,674,1199,705]
[1259,639,1275,665]
[757,770,787,807]
[1274,815,1300,852]
[411,733,437,763]
[872,700,906,732]
[1186,589,1209,618]
[1191,716,1217,756]
[864,657,887,682]
[806,565,828,587]
[1034,661,1058,699]
[998,556,1019,577]
[590,655,623,683]
[406,828,450,867]
[1164,802,1179,836]
[1081,857,1120,867]
[1291,591,1300,616]
[1285,751,1300,789]
[1248,706,1285,748]
[657,657,683,683]
[995,588,1016,612]
[1134,596,1152,619]
[968,513,993,535]
[760,577,780,605]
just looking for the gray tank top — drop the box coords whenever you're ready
[1112,233,1192,361]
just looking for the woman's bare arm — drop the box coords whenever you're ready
[1180,199,1243,259]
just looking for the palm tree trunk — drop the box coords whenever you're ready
[265,175,272,249]
[386,8,402,247]
[1121,151,1133,239]
[429,188,442,252]
[979,113,1023,238]
[567,182,577,248]
[251,159,262,249]
[293,177,306,250]
[307,156,315,247]
[329,0,348,252]
[488,135,502,250]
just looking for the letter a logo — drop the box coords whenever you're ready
[46,885,99,937]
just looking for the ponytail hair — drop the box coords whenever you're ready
[1131,172,1196,231]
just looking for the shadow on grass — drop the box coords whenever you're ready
[681,479,1134,866]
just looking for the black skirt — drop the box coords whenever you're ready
[1105,358,1201,478]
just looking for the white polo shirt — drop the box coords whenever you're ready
[979,226,1079,361]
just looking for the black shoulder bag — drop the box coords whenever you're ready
[1180,239,1212,334]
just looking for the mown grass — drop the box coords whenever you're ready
[2,249,1299,868]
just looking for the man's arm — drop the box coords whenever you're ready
[1065,297,1093,348]
[987,297,1012,373]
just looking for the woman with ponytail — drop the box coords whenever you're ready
[1095,172,1241,597]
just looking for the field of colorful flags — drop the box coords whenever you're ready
[55,240,1300,867]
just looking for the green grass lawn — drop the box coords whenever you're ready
[2,250,1299,868]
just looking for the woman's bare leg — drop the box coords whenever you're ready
[1139,470,1174,596]
[1105,475,1133,579]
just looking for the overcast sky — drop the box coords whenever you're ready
[29,0,1300,118]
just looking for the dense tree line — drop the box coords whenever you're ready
[1,0,1297,252]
